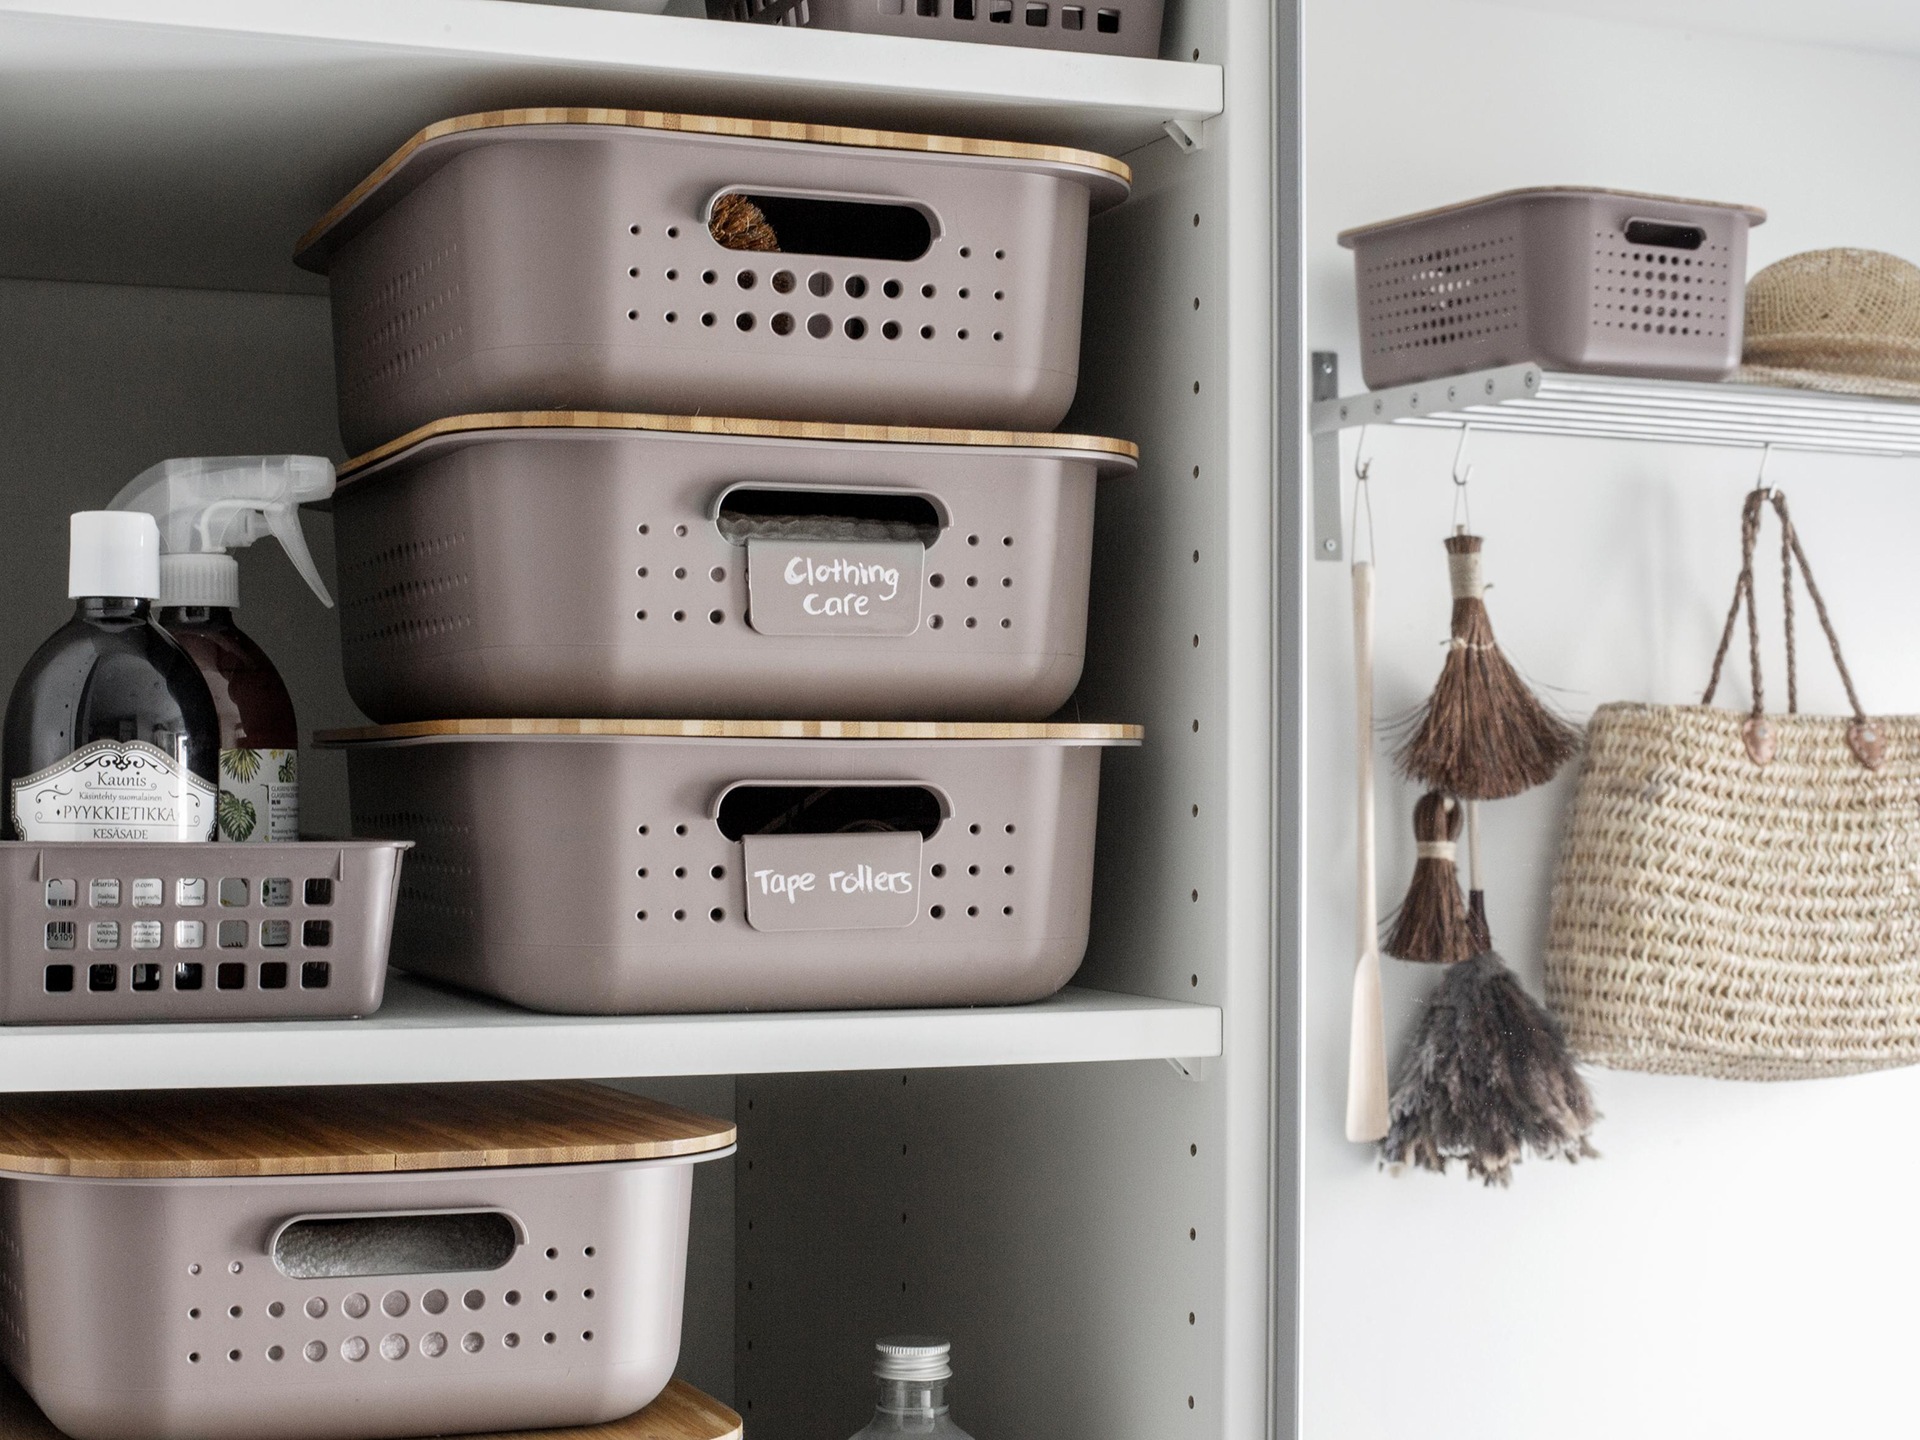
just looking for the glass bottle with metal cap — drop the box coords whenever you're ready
[848,1336,976,1437]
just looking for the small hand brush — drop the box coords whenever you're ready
[1396,529,1580,800]
[1380,803,1597,1186]
[710,193,781,252]
[1381,791,1476,965]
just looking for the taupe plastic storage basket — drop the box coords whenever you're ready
[1339,187,1767,389]
[322,719,1140,1014]
[1,840,407,1023]
[294,109,1132,452]
[706,0,1165,59]
[333,413,1137,723]
[0,1082,735,1440]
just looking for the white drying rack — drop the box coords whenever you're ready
[1307,354,1920,559]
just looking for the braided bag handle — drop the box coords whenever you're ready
[1702,487,1884,769]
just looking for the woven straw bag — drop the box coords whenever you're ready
[1546,488,1920,1080]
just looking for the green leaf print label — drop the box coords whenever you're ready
[218,747,297,842]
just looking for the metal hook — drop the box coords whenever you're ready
[1450,424,1474,531]
[1349,426,1377,564]
[1450,424,1475,488]
[1753,442,1777,498]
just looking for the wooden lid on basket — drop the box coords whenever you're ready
[0,1367,742,1440]
[336,410,1141,484]
[0,1081,735,1180]
[295,107,1132,269]
[1336,185,1767,247]
[316,718,1145,745]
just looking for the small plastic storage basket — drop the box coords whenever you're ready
[294,110,1132,452]
[0,1082,735,1440]
[321,719,1140,1014]
[0,840,407,1023]
[332,412,1137,723]
[1339,187,1767,390]
[705,0,1165,59]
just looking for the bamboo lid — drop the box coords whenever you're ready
[296,107,1131,268]
[317,718,1143,746]
[0,1081,735,1180]
[338,409,1139,483]
[1337,185,1767,247]
[0,1369,741,1440]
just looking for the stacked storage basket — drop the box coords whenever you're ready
[298,108,1143,1016]
[0,1082,740,1440]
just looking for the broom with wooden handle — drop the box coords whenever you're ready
[1346,558,1390,1142]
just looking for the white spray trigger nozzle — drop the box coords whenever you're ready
[109,455,335,609]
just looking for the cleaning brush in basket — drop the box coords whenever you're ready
[1396,528,1581,800]
[1380,802,1597,1186]
[710,193,781,252]
[1381,791,1477,966]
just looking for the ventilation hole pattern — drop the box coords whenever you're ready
[626,237,1013,348]
[634,803,1030,929]
[1590,237,1735,341]
[337,246,464,402]
[339,533,475,652]
[631,522,1025,643]
[727,0,1131,37]
[176,1246,602,1372]
[1357,236,1522,362]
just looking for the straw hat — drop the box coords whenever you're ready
[1737,248,1920,399]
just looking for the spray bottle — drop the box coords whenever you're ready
[111,456,335,843]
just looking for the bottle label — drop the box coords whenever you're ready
[216,748,298,843]
[11,740,216,842]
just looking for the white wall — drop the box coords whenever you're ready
[1302,4,1920,1437]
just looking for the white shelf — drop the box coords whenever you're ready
[1307,361,1920,558]
[0,976,1222,1091]
[1313,364,1920,455]
[0,0,1222,293]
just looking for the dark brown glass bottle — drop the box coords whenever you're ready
[159,605,300,843]
[3,596,220,841]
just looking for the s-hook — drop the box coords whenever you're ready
[1450,424,1475,532]
[1351,426,1377,566]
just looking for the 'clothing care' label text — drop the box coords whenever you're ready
[745,538,924,636]
[11,740,216,842]
[740,831,922,931]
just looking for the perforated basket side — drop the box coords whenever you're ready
[341,734,1114,1014]
[323,128,1107,450]
[2,1159,714,1440]
[1348,189,1757,388]
[1352,227,1525,388]
[331,426,1107,722]
[707,0,1165,58]
[0,842,405,1024]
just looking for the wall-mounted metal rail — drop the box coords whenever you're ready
[1308,354,1920,559]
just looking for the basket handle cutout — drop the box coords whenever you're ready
[1622,217,1706,250]
[717,486,944,548]
[712,782,949,839]
[708,190,936,261]
[271,1209,523,1280]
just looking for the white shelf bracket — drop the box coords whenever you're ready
[1166,1055,1210,1081]
[1162,115,1207,152]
